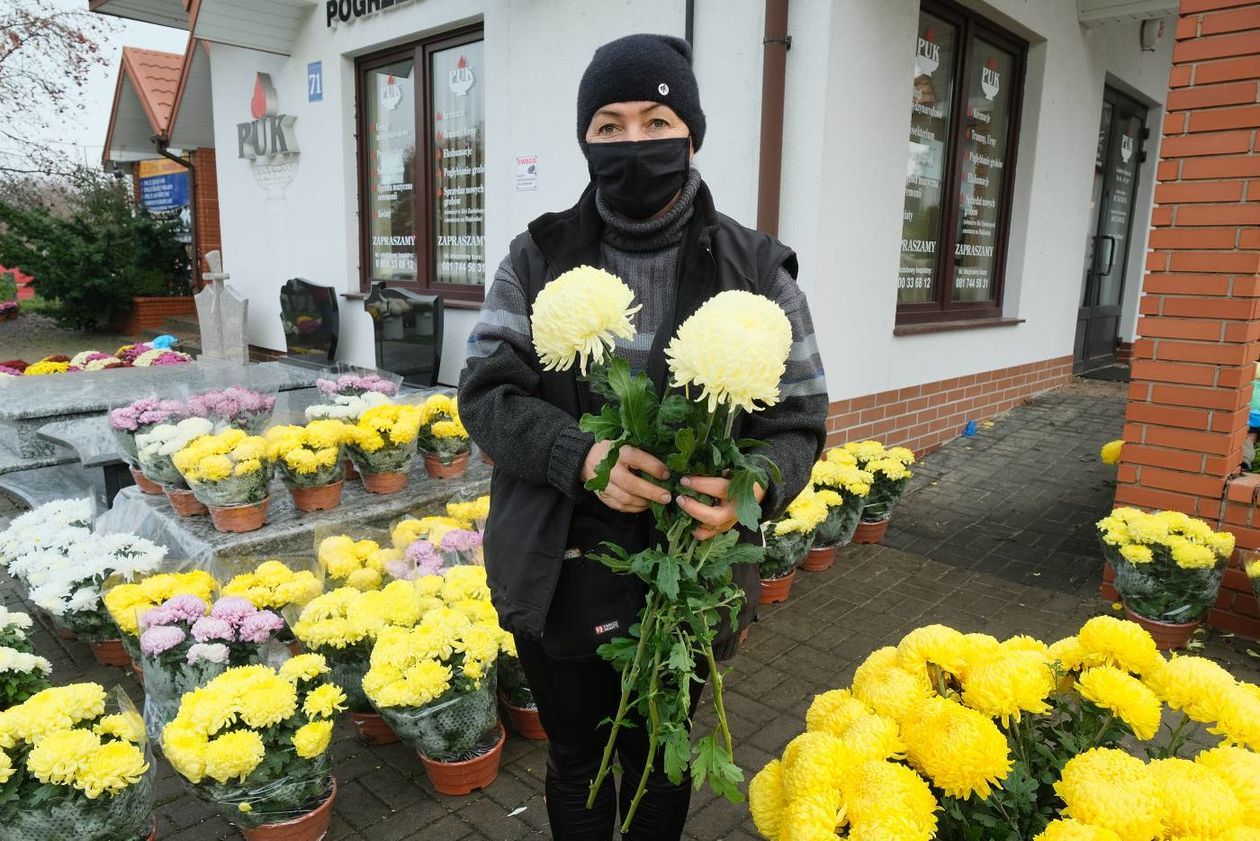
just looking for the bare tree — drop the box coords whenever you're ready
[0,2,115,177]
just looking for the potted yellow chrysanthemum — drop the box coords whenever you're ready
[416,393,472,479]
[760,486,828,603]
[804,452,874,571]
[1097,507,1235,648]
[343,402,423,493]
[161,657,344,840]
[172,429,274,533]
[264,420,349,512]
[839,441,915,544]
[750,615,1260,841]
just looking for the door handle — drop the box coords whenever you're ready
[1095,235,1117,275]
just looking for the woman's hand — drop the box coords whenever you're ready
[582,441,672,514]
[676,475,766,541]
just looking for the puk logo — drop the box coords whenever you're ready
[658,82,670,96]
[1120,134,1134,163]
[915,27,940,77]
[980,57,1000,101]
[237,72,299,197]
[381,73,402,110]
[448,55,475,96]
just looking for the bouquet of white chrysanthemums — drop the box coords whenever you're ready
[530,266,794,828]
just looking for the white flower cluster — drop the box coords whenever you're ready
[0,646,50,676]
[0,606,32,631]
[305,390,392,422]
[136,416,214,460]
[0,497,94,567]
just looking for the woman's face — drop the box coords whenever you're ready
[585,101,691,148]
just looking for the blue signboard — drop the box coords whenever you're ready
[138,170,189,213]
[308,61,323,102]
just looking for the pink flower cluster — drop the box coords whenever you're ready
[188,387,276,427]
[116,344,154,365]
[109,397,189,432]
[440,529,483,553]
[135,350,191,367]
[316,373,400,398]
[0,365,22,377]
[0,301,18,316]
[397,540,444,579]
[138,594,283,661]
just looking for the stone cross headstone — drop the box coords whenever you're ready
[195,250,250,363]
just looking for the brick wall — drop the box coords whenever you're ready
[191,147,222,285]
[825,355,1074,456]
[115,296,197,335]
[1111,0,1260,637]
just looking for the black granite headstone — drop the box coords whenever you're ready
[279,278,339,368]
[364,283,443,387]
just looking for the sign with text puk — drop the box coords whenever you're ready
[237,72,300,198]
[326,0,416,26]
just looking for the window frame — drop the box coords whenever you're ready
[896,0,1027,326]
[355,24,485,304]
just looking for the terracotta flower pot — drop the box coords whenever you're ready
[241,778,336,841]
[424,451,470,480]
[503,701,547,741]
[759,570,797,605]
[208,497,270,533]
[56,625,77,641]
[419,723,505,796]
[360,470,409,494]
[802,544,837,572]
[290,480,343,513]
[1124,607,1200,651]
[853,517,891,545]
[343,458,360,481]
[91,638,131,667]
[349,710,399,745]
[130,466,164,495]
[165,487,208,516]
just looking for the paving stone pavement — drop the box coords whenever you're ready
[2,378,1258,841]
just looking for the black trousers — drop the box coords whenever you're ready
[515,635,708,840]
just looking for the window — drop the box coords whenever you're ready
[357,26,485,303]
[897,1,1025,324]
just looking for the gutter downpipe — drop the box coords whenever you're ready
[757,0,790,237]
[153,136,201,291]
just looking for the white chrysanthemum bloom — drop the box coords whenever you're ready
[666,290,793,413]
[530,266,640,375]
[0,607,32,630]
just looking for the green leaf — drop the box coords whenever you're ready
[662,727,691,786]
[726,469,763,530]
[607,358,656,444]
[666,640,694,672]
[579,404,624,442]
[656,394,690,426]
[654,554,682,601]
[667,427,697,473]
[582,440,623,492]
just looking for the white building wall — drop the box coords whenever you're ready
[206,0,1173,395]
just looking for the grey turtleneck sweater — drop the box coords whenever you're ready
[462,168,828,518]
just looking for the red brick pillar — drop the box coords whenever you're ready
[1113,0,1260,636]
[191,147,222,287]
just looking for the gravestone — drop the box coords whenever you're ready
[195,251,250,362]
[364,283,443,387]
[278,278,339,368]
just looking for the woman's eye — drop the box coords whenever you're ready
[598,124,618,135]
[649,118,670,129]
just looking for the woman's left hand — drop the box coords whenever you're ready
[675,475,766,541]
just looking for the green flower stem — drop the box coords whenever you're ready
[587,591,660,809]
[621,648,663,832]
[705,644,733,758]
[1090,712,1115,748]
[1163,712,1192,758]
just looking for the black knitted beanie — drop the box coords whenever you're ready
[576,34,706,154]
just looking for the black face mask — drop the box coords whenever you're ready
[586,137,690,220]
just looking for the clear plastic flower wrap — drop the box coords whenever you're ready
[186,383,278,435]
[136,416,215,488]
[812,496,864,548]
[214,554,325,642]
[1,685,156,841]
[313,364,402,402]
[1111,553,1228,624]
[102,563,219,662]
[498,655,535,709]
[314,524,393,591]
[107,391,190,467]
[375,663,500,761]
[172,428,274,508]
[760,529,813,578]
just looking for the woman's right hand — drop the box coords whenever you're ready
[581,441,672,514]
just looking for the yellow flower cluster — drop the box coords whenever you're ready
[811,457,874,500]
[0,684,148,799]
[530,265,640,375]
[1248,558,1260,581]
[23,360,70,376]
[162,659,344,785]
[292,581,427,650]
[104,570,217,636]
[1101,439,1125,465]
[1097,508,1235,569]
[773,485,831,536]
[665,290,793,414]
[751,616,1260,841]
[221,560,323,611]
[318,534,389,590]
[264,420,346,476]
[418,393,457,427]
[363,567,513,708]
[445,495,490,527]
[391,515,468,550]
[173,429,270,483]
[838,440,916,481]
[344,402,421,453]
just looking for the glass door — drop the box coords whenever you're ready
[1075,87,1148,373]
